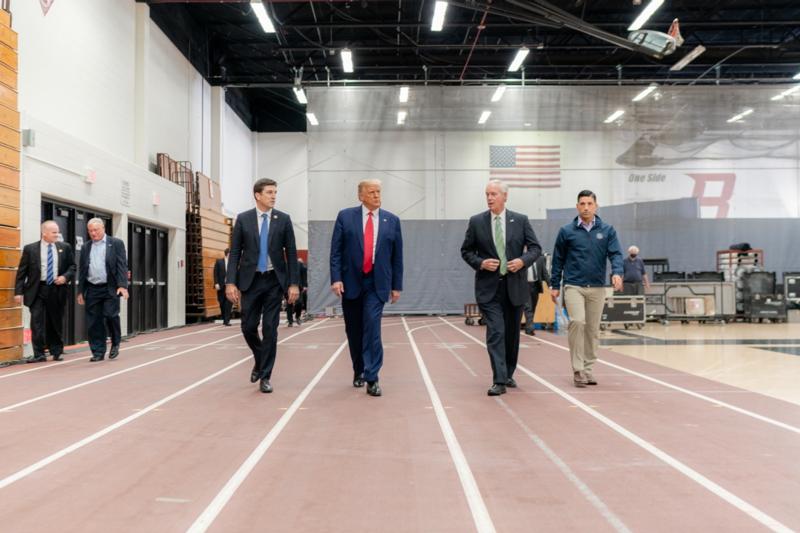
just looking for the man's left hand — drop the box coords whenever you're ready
[54,276,67,286]
[611,275,623,292]
[287,285,300,305]
[117,287,129,299]
[390,290,401,304]
[507,258,524,273]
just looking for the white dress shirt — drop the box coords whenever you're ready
[361,205,379,262]
[39,240,59,281]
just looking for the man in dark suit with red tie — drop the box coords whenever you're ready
[330,179,403,397]
[226,178,299,394]
[14,221,76,362]
[461,180,541,396]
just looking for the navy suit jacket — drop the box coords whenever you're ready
[330,205,403,303]
[460,209,541,307]
[79,236,129,297]
[226,208,298,293]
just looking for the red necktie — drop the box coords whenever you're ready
[363,211,374,274]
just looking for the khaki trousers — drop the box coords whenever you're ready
[563,285,606,372]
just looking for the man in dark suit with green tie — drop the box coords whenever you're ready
[226,178,299,394]
[14,221,76,362]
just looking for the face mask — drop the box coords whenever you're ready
[630,254,637,258]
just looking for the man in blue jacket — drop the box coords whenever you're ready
[550,190,623,387]
[330,179,403,397]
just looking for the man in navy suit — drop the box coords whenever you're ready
[14,221,76,362]
[77,218,129,362]
[461,180,541,396]
[226,178,299,394]
[330,179,403,397]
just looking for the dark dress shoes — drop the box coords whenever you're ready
[27,355,46,363]
[52,354,63,362]
[109,345,120,359]
[487,384,507,396]
[260,378,273,393]
[366,381,382,397]
[89,354,104,362]
[250,365,260,383]
[353,373,365,388]
[505,377,518,388]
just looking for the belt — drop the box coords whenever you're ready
[88,282,108,287]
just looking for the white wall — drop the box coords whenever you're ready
[256,133,309,249]
[220,105,255,216]
[16,0,137,161]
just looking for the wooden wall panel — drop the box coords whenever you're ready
[0,205,18,227]
[0,123,18,149]
[0,144,19,168]
[0,307,21,328]
[0,225,19,247]
[0,345,22,362]
[0,248,19,267]
[0,63,15,91]
[0,326,22,346]
[0,43,16,71]
[0,25,16,50]
[0,185,19,208]
[0,104,18,130]
[0,165,18,188]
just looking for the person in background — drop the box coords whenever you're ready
[214,248,232,326]
[523,253,549,336]
[286,258,307,327]
[622,245,650,295]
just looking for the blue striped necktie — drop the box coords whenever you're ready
[46,244,55,285]
[257,213,269,272]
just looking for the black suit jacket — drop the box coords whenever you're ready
[461,209,541,307]
[298,262,307,289]
[226,208,298,293]
[214,258,227,289]
[79,236,129,297]
[15,241,76,306]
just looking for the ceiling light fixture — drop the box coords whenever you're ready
[341,48,354,73]
[632,83,658,102]
[293,87,307,104]
[478,110,491,124]
[491,85,507,102]
[431,1,448,32]
[399,86,409,103]
[397,111,407,125]
[726,108,753,123]
[306,112,318,126]
[251,1,275,33]
[508,47,529,72]
[603,109,625,123]
[771,84,800,101]
[669,45,706,71]
[794,72,800,80]
[628,0,665,31]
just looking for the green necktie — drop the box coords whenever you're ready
[494,215,507,275]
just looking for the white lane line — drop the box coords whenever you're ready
[0,319,331,491]
[405,318,496,533]
[186,339,348,533]
[0,325,224,380]
[0,318,330,413]
[496,398,632,533]
[527,330,800,436]
[442,319,794,533]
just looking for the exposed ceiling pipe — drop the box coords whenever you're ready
[459,1,492,82]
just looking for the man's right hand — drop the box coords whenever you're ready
[225,283,240,306]
[77,294,84,306]
[331,282,344,298]
[481,258,500,271]
[550,289,560,303]
[13,295,21,305]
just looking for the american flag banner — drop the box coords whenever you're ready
[489,145,561,189]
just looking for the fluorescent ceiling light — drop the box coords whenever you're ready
[603,109,625,123]
[478,110,491,124]
[292,87,307,104]
[670,45,706,71]
[306,112,319,126]
[491,85,507,102]
[726,108,753,123]
[628,0,665,31]
[431,1,448,32]
[399,86,409,103]
[771,84,800,101]
[508,47,529,72]
[632,83,658,102]
[341,48,353,73]
[794,72,800,80]
[251,1,275,33]
[397,111,407,125]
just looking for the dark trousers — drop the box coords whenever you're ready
[30,284,66,357]
[478,277,523,384]
[523,282,541,329]
[285,293,303,324]
[341,275,385,382]
[216,289,232,325]
[85,283,121,357]
[240,271,282,380]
